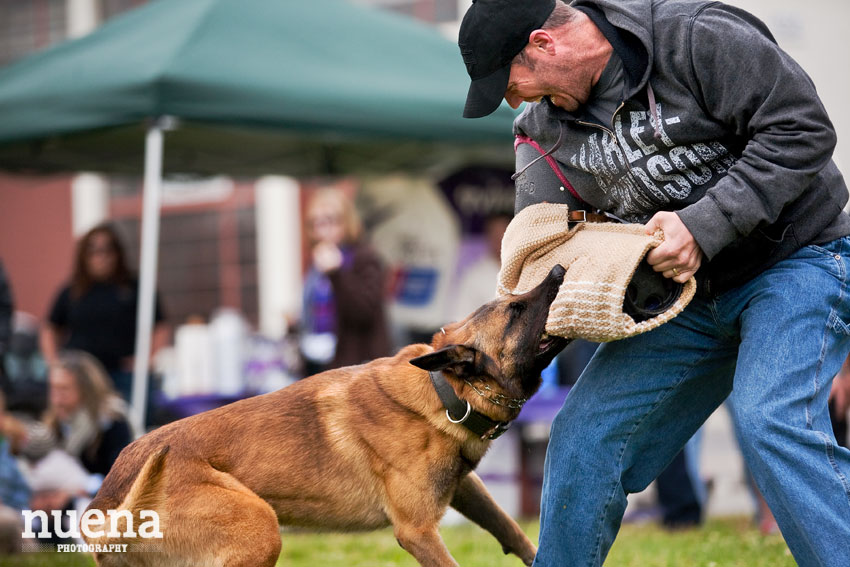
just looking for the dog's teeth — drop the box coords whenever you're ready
[541,332,549,340]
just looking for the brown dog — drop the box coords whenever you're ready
[83,264,568,567]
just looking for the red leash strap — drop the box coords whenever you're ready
[514,134,584,203]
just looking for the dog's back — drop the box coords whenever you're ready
[89,345,441,528]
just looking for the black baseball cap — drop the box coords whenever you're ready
[459,0,556,118]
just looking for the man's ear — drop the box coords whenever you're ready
[528,29,556,56]
[409,345,498,378]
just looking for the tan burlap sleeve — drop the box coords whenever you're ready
[498,203,696,342]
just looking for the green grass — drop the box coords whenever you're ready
[605,517,794,567]
[277,517,794,567]
[0,553,96,567]
[0,517,794,566]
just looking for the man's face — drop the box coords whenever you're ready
[504,61,546,109]
[503,22,607,114]
[505,56,591,113]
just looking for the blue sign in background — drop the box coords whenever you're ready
[393,267,439,307]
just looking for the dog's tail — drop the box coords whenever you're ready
[84,445,170,550]
[116,444,170,515]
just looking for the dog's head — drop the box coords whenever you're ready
[410,264,568,408]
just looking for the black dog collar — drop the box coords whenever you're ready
[429,371,511,440]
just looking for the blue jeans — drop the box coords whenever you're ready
[534,237,850,567]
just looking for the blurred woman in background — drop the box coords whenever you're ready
[301,187,391,375]
[40,223,168,402]
[43,350,132,479]
[17,350,133,545]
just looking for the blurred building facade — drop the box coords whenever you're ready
[0,0,289,334]
[0,0,153,323]
[1,0,848,328]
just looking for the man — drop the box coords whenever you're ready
[459,1,850,565]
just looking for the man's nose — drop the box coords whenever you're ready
[504,92,522,109]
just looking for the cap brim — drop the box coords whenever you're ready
[463,65,511,119]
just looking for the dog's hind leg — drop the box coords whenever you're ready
[161,468,281,567]
[450,471,536,566]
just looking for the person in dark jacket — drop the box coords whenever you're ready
[40,223,169,403]
[301,187,391,374]
[460,1,850,565]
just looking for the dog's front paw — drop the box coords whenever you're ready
[502,543,536,566]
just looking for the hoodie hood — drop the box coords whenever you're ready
[573,0,654,98]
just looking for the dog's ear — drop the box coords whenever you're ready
[409,345,498,378]
[409,345,475,371]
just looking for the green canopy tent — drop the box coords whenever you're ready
[0,0,517,432]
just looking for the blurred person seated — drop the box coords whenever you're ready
[10,352,133,545]
[40,223,169,403]
[300,187,391,375]
[0,389,31,554]
[42,350,133,482]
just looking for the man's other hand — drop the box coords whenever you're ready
[644,211,703,284]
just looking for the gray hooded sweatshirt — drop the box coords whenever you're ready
[513,0,850,296]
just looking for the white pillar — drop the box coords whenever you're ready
[67,0,104,237]
[66,0,100,38]
[71,173,108,236]
[255,176,303,339]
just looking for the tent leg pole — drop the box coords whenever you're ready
[130,123,164,435]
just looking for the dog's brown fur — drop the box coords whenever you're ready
[83,265,568,567]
